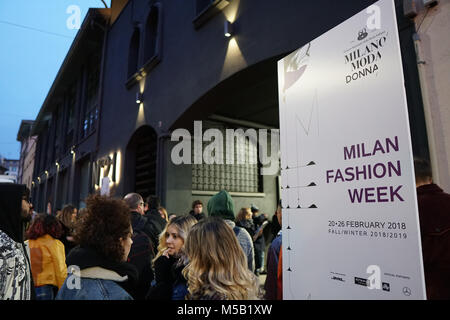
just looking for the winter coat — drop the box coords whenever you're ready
[146,255,188,300]
[128,211,155,299]
[27,234,67,288]
[236,219,256,238]
[252,214,267,251]
[417,183,450,300]
[264,231,282,300]
[0,183,34,300]
[144,209,167,253]
[56,246,138,300]
[189,210,205,221]
[59,223,76,257]
[225,220,255,272]
[207,190,255,271]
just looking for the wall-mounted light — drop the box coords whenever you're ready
[224,21,233,38]
[136,92,143,104]
[31,181,35,186]
[55,161,60,167]
[45,170,49,175]
[70,146,75,155]
[37,177,41,182]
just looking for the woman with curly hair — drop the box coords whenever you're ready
[56,195,138,300]
[57,204,77,256]
[183,217,259,300]
[26,214,67,300]
[146,215,197,300]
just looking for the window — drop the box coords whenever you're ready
[78,159,90,208]
[128,28,140,79]
[143,6,159,63]
[64,85,77,152]
[82,55,100,138]
[54,104,62,158]
[126,4,163,88]
[191,122,261,193]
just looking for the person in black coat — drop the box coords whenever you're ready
[146,215,197,300]
[124,193,159,299]
[145,195,168,251]
[415,158,450,300]
[251,205,268,275]
[188,200,205,221]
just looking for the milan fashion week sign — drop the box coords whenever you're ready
[278,0,426,299]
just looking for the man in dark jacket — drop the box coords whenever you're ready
[144,195,167,249]
[189,200,205,221]
[251,205,268,275]
[414,158,450,299]
[123,193,156,299]
[208,190,255,271]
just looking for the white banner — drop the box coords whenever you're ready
[278,0,426,299]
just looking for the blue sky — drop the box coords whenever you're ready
[0,0,111,159]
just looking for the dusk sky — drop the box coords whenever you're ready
[0,0,111,160]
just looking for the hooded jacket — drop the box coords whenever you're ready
[208,190,255,271]
[0,183,33,300]
[207,190,235,221]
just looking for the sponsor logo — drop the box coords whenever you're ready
[331,276,345,282]
[403,287,411,296]
[354,277,369,287]
[382,282,390,292]
[357,28,368,40]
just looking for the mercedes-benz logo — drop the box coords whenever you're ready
[403,287,411,296]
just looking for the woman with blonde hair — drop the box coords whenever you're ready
[157,206,169,222]
[57,204,77,256]
[183,217,259,300]
[146,215,197,300]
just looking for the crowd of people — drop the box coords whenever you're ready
[1,157,449,300]
[0,185,283,300]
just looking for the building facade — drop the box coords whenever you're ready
[412,0,450,191]
[0,157,19,182]
[31,9,109,212]
[16,120,37,190]
[31,0,446,217]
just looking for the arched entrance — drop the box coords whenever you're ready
[124,125,158,199]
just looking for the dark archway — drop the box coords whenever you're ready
[169,54,284,132]
[124,125,158,199]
